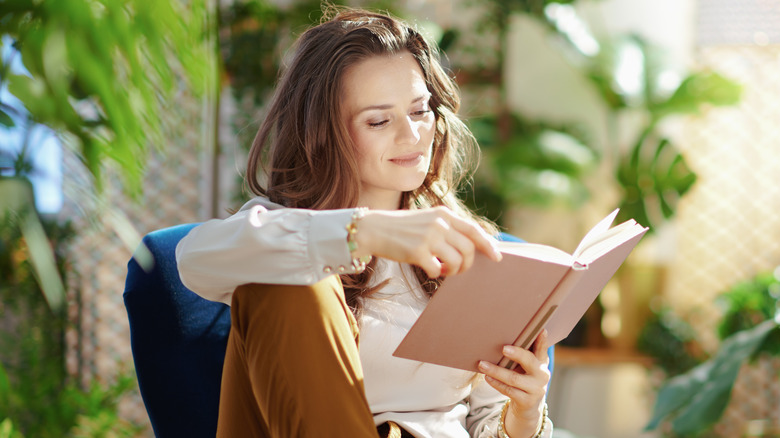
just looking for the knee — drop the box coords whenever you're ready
[235,275,341,309]
[232,276,350,332]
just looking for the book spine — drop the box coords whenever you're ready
[497,264,587,369]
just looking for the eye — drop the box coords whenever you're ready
[368,119,389,128]
[410,109,432,119]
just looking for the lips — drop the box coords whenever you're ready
[390,152,424,167]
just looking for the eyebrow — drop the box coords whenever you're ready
[355,93,431,115]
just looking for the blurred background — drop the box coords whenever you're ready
[1,0,780,436]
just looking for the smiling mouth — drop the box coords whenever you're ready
[390,152,424,167]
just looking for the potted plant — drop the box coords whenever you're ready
[644,269,780,436]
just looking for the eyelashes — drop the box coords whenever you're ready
[411,109,432,117]
[367,109,433,128]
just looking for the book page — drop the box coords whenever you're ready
[497,241,575,266]
[575,220,646,264]
[572,209,620,256]
[545,229,647,344]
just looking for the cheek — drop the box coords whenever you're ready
[348,125,369,156]
[423,118,437,147]
[351,129,382,165]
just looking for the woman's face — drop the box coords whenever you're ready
[342,50,436,210]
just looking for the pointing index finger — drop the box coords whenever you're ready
[448,216,502,262]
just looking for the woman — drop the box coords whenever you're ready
[176,7,552,438]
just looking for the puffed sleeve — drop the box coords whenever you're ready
[175,198,360,305]
[466,378,553,438]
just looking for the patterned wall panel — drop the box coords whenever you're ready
[667,45,780,436]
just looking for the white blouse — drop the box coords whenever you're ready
[175,197,553,438]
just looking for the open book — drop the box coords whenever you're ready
[393,209,648,372]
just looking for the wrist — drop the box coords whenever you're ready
[499,401,548,438]
[346,208,373,271]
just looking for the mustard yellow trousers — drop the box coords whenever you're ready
[216,276,382,438]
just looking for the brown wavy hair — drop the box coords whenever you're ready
[246,6,497,312]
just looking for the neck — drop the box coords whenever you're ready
[358,191,403,210]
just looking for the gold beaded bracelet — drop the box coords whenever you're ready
[346,207,372,273]
[497,401,548,438]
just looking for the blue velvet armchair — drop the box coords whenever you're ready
[124,225,552,437]
[124,223,230,437]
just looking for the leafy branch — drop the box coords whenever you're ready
[1,0,213,196]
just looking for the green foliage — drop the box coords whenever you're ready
[220,0,303,105]
[0,363,141,438]
[717,270,780,356]
[0,178,65,311]
[651,71,743,120]
[0,207,139,437]
[465,115,596,223]
[0,2,210,433]
[0,418,23,438]
[614,131,698,231]
[572,34,741,232]
[0,0,212,196]
[645,267,780,436]
[220,0,406,106]
[457,4,688,229]
[465,3,742,233]
[607,54,741,230]
[478,0,577,29]
[637,308,703,377]
[645,320,779,436]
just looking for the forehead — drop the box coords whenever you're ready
[341,51,428,112]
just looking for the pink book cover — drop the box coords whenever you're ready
[393,211,648,372]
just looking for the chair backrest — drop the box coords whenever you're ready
[123,223,230,438]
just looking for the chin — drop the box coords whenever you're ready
[398,176,427,193]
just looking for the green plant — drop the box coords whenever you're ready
[0,3,212,434]
[645,319,779,437]
[0,205,139,437]
[645,269,780,436]
[444,1,596,223]
[459,1,741,231]
[637,307,704,377]
[0,177,65,310]
[1,0,214,310]
[0,363,141,438]
[1,0,212,194]
[0,418,23,438]
[545,21,741,232]
[717,270,780,355]
[464,114,596,222]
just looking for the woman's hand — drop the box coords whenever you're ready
[355,206,502,277]
[478,330,551,438]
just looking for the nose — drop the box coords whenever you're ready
[396,116,421,145]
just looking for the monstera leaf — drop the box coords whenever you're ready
[615,131,696,232]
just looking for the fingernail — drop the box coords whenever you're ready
[503,345,516,355]
[493,247,503,261]
[478,361,490,371]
